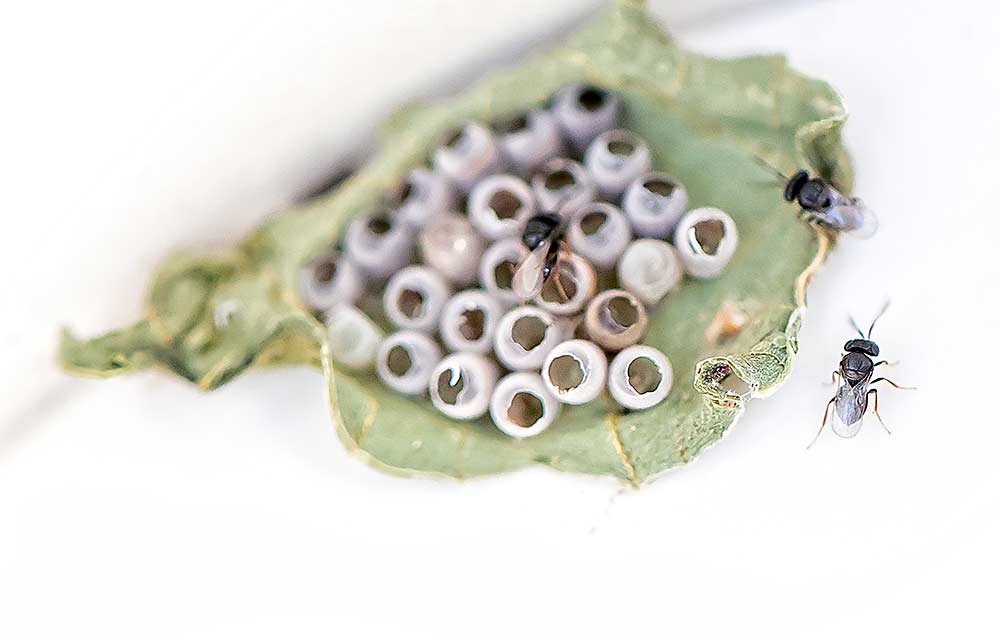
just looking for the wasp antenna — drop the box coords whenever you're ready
[867,299,891,339]
[747,178,787,188]
[848,315,865,339]
[749,153,790,182]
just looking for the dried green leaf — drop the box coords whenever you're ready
[61,1,850,484]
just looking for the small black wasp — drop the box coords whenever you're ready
[809,302,913,447]
[757,158,878,237]
[512,213,570,300]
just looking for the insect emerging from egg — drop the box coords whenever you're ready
[512,212,571,301]
[809,303,913,448]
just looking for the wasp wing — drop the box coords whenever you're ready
[512,240,550,300]
[830,383,868,438]
[812,194,878,238]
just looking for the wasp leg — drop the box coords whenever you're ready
[552,271,570,302]
[807,397,836,449]
[871,377,916,390]
[866,388,890,435]
[824,370,840,386]
[873,360,900,367]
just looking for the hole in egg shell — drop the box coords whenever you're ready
[436,368,467,405]
[458,308,486,341]
[579,210,608,236]
[386,345,413,377]
[607,138,635,156]
[544,169,576,191]
[577,87,606,111]
[507,391,544,428]
[548,354,585,392]
[367,214,393,235]
[495,113,530,135]
[488,190,523,220]
[643,178,675,197]
[627,357,662,394]
[602,295,639,333]
[397,289,425,319]
[313,259,337,284]
[494,260,517,291]
[511,316,548,351]
[690,219,726,255]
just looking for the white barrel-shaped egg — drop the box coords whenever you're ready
[429,352,499,421]
[622,172,689,239]
[467,174,535,241]
[493,306,563,371]
[672,207,739,279]
[432,122,504,191]
[617,239,683,306]
[439,289,503,355]
[489,372,561,438]
[376,331,443,396]
[584,129,652,199]
[382,266,451,332]
[541,339,608,405]
[566,202,632,272]
[607,345,673,410]
[552,84,621,152]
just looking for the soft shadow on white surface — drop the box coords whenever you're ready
[2,0,999,638]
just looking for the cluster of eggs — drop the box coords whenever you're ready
[299,84,738,438]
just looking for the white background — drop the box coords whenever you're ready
[2,1,999,638]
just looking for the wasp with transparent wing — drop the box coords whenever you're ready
[512,213,569,300]
[755,159,878,238]
[808,303,913,448]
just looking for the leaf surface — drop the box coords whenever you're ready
[62,1,850,484]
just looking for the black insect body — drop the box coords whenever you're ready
[809,304,912,448]
[512,213,570,300]
[787,169,878,237]
[756,159,879,237]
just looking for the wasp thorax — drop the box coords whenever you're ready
[521,213,561,250]
[797,178,833,210]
